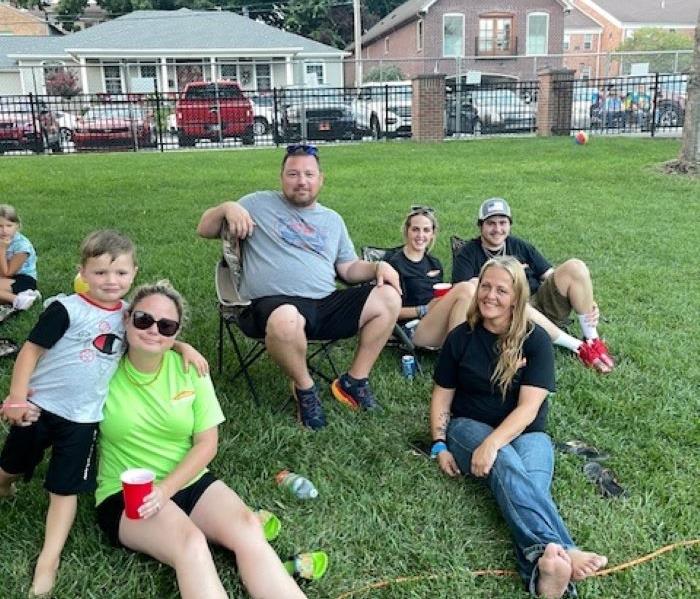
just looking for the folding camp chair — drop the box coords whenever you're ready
[361,245,423,374]
[216,229,340,407]
[450,235,467,262]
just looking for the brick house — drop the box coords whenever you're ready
[0,2,61,36]
[570,0,697,76]
[563,6,602,79]
[351,0,570,84]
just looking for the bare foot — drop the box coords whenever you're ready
[29,557,59,597]
[567,548,608,581]
[537,543,572,599]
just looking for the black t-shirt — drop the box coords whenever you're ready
[433,322,555,433]
[27,301,70,349]
[387,250,443,307]
[451,236,552,295]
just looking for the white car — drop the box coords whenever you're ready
[570,86,600,129]
[465,89,535,133]
[54,110,79,141]
[250,94,276,135]
[351,81,412,138]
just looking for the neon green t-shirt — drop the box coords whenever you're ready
[96,350,225,506]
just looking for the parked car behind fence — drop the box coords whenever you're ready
[0,97,62,154]
[73,104,156,151]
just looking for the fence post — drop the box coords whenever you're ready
[650,71,659,138]
[411,74,445,142]
[27,92,45,154]
[153,77,164,152]
[536,68,574,136]
[273,87,280,147]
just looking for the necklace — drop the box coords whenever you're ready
[122,356,164,387]
[483,244,506,260]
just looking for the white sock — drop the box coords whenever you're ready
[578,313,599,340]
[12,290,37,311]
[554,332,582,353]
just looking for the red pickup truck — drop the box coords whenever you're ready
[175,81,255,147]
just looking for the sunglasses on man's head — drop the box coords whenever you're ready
[410,205,435,215]
[131,311,180,337]
[286,143,319,156]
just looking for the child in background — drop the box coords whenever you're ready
[0,204,40,315]
[0,229,207,596]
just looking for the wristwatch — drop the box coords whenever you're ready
[430,440,448,459]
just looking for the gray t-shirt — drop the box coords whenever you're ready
[238,191,357,300]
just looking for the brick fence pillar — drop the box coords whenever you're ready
[412,74,446,142]
[537,68,575,136]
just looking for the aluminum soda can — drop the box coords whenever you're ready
[402,355,416,379]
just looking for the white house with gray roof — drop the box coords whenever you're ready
[0,9,347,95]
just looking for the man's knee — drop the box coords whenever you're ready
[265,305,306,343]
[370,285,402,316]
[452,280,476,301]
[558,258,590,283]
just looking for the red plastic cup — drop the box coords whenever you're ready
[433,283,452,298]
[121,468,155,519]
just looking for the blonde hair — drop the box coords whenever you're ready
[466,256,532,398]
[0,204,21,225]
[127,279,188,330]
[402,207,439,252]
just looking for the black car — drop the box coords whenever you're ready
[278,87,358,142]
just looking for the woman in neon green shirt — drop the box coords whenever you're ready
[95,281,307,599]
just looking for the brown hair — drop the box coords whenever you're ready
[0,204,21,226]
[80,229,136,267]
[127,279,188,330]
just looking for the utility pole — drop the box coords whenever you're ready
[353,0,362,86]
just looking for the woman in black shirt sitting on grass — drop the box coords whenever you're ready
[386,206,473,348]
[429,256,607,598]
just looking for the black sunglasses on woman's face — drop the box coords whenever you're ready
[131,311,180,337]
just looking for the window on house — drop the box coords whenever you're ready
[583,33,593,50]
[527,12,549,55]
[580,66,592,80]
[255,63,271,90]
[220,63,238,81]
[140,64,156,79]
[478,15,513,56]
[563,33,570,50]
[304,63,324,86]
[384,37,390,55]
[103,64,122,94]
[417,19,424,52]
[443,14,464,57]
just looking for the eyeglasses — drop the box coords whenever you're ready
[410,205,435,215]
[286,144,318,156]
[131,311,180,337]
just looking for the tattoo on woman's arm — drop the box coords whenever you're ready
[437,411,450,437]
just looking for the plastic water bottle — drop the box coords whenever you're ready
[276,470,318,499]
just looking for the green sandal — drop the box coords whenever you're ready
[256,510,281,542]
[284,551,329,581]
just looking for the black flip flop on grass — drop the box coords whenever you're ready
[583,461,627,498]
[408,437,433,458]
[555,439,610,461]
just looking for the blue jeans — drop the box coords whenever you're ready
[448,418,577,596]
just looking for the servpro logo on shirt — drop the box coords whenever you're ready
[172,390,195,402]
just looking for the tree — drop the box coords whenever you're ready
[45,67,82,97]
[676,12,699,170]
[615,27,694,74]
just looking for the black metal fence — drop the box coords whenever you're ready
[552,73,688,136]
[445,80,539,136]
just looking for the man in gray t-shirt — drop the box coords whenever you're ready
[198,145,401,430]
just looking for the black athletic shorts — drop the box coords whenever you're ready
[238,285,374,340]
[96,471,218,548]
[11,274,37,294]
[0,410,98,495]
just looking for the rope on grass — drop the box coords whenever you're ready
[334,539,700,598]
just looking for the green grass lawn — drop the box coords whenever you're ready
[0,138,698,598]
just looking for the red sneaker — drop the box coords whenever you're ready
[577,340,613,374]
[589,338,615,370]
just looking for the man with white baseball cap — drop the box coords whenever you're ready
[452,198,614,373]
